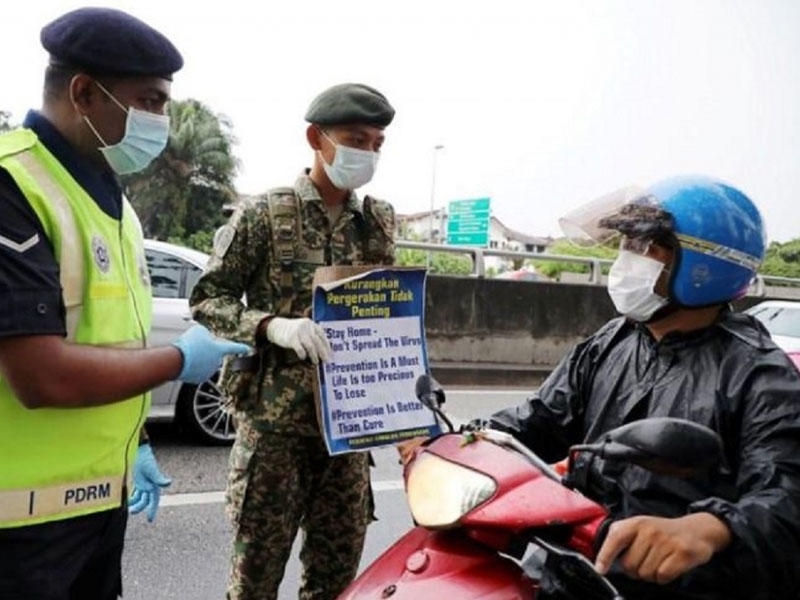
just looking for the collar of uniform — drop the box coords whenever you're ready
[635,306,731,350]
[718,305,778,350]
[295,170,363,215]
[23,110,123,220]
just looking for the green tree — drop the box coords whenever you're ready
[395,231,474,275]
[760,239,800,279]
[123,99,238,247]
[169,229,216,255]
[530,239,617,279]
[395,246,474,275]
[0,111,13,132]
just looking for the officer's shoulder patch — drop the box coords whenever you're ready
[214,225,236,257]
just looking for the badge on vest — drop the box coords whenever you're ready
[92,235,110,273]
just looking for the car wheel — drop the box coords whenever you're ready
[177,374,236,445]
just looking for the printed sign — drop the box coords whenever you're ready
[312,267,439,455]
[447,197,491,246]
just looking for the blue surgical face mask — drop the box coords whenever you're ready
[319,131,379,190]
[82,81,170,175]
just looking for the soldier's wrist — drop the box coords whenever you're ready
[257,316,276,344]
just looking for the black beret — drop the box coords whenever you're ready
[305,83,395,128]
[41,7,183,80]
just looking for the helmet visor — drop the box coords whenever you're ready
[559,186,673,247]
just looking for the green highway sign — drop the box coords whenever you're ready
[447,197,491,246]
[449,197,490,213]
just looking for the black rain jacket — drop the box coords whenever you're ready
[488,309,800,600]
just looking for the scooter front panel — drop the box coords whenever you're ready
[338,527,538,600]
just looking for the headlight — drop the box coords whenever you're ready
[406,453,497,528]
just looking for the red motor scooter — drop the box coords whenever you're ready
[338,375,722,600]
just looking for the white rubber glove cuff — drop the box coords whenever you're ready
[266,317,332,364]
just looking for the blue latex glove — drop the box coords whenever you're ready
[172,324,251,384]
[129,443,171,522]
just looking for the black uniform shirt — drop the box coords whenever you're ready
[0,110,123,338]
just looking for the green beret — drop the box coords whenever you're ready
[305,83,395,128]
[41,7,183,80]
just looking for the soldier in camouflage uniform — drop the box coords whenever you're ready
[189,83,396,600]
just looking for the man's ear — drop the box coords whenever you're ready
[306,124,322,151]
[69,74,97,113]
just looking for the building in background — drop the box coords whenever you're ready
[398,209,552,272]
[221,201,553,274]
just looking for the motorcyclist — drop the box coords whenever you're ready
[481,176,800,599]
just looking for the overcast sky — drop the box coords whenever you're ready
[5,1,799,242]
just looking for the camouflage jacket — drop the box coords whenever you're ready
[190,173,395,435]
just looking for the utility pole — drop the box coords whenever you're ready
[426,144,445,270]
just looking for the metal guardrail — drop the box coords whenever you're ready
[399,240,614,283]
[396,240,612,283]
[396,240,800,294]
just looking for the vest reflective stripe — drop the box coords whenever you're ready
[0,475,124,522]
[0,129,152,528]
[14,150,84,339]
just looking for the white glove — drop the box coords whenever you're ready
[266,317,332,364]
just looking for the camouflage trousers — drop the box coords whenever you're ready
[226,420,373,600]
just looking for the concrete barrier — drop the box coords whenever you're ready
[424,275,793,387]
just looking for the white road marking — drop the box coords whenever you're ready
[160,491,225,507]
[160,479,404,507]
[372,480,404,492]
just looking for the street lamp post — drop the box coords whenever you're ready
[427,144,445,270]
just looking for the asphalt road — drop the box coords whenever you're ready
[122,388,530,600]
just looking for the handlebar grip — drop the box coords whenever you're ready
[593,516,615,557]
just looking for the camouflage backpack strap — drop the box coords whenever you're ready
[266,186,302,316]
[361,195,396,263]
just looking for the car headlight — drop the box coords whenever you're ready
[406,452,497,528]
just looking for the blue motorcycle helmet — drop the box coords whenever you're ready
[560,175,766,306]
[647,176,766,306]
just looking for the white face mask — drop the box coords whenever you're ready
[607,249,669,321]
[82,82,170,175]
[320,132,379,190]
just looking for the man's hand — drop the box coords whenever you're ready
[129,443,172,522]
[594,513,732,584]
[396,436,429,465]
[265,317,331,364]
[172,324,251,384]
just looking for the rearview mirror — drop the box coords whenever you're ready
[414,374,452,432]
[571,417,723,477]
[415,374,446,411]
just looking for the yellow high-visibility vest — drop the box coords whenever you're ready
[0,128,153,528]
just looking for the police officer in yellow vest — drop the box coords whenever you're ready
[0,8,250,600]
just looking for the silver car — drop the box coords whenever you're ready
[144,239,235,444]
[745,299,800,353]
